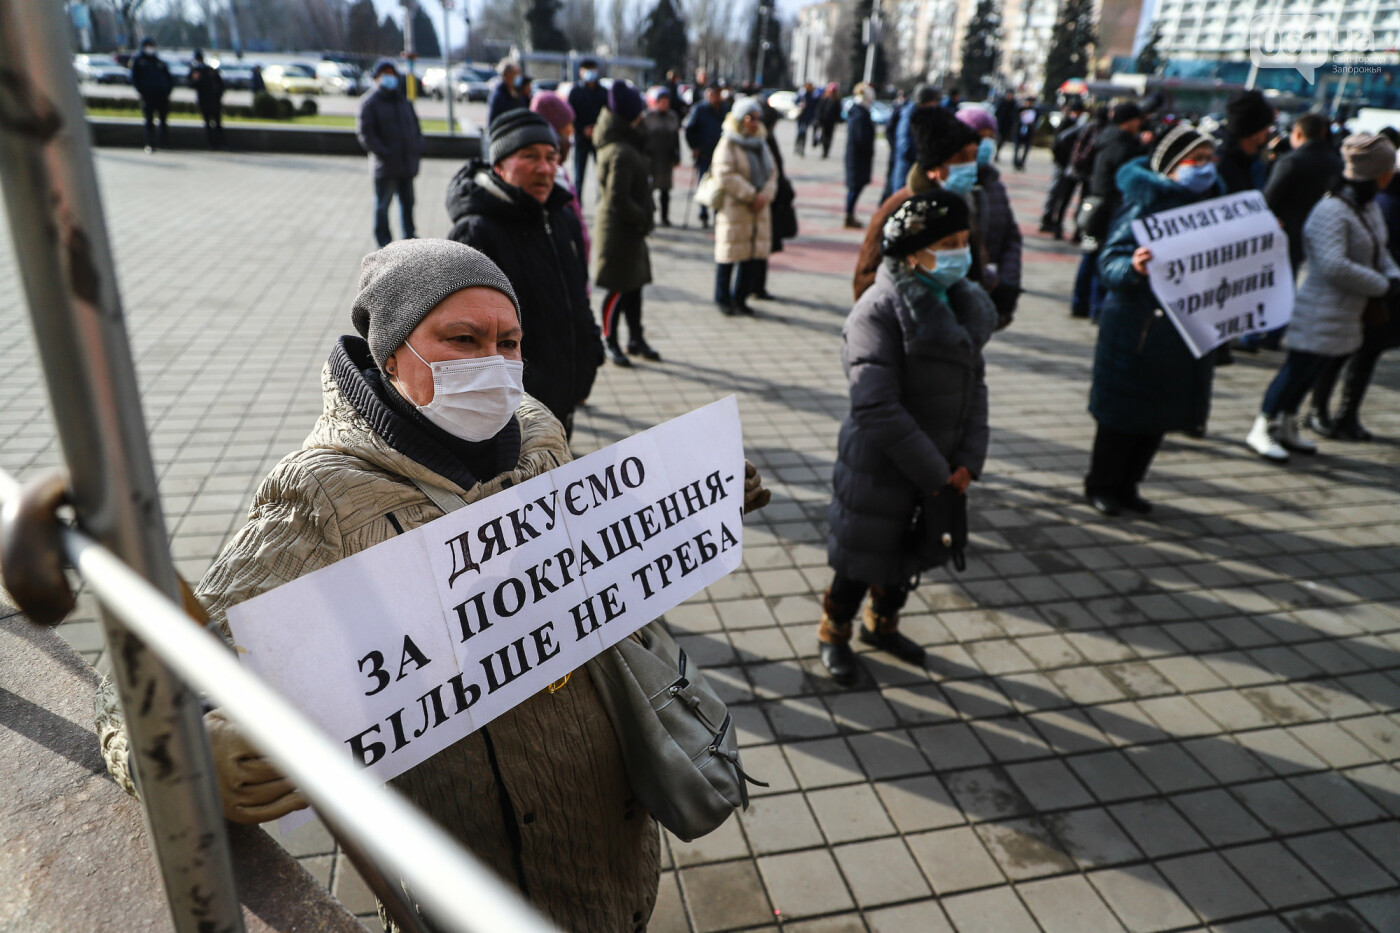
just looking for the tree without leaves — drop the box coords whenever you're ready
[119,0,149,48]
[1042,0,1096,99]
[561,0,597,50]
[527,0,568,51]
[1136,20,1163,75]
[642,0,688,75]
[961,0,1001,96]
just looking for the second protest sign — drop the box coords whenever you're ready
[1132,189,1294,358]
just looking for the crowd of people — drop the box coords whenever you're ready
[1031,86,1400,515]
[88,55,1395,933]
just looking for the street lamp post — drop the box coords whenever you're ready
[441,0,455,135]
[862,9,883,85]
[754,3,772,85]
[402,0,418,100]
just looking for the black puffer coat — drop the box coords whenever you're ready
[828,261,996,585]
[446,164,600,425]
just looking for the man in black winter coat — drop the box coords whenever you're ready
[1216,90,1275,195]
[130,37,173,152]
[567,58,610,206]
[1265,112,1341,276]
[1072,102,1144,318]
[189,49,225,149]
[1041,102,1087,236]
[446,110,601,436]
[683,85,727,227]
[357,59,426,248]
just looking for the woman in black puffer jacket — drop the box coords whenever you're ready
[820,189,997,686]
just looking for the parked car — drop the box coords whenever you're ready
[160,53,190,84]
[317,61,363,95]
[765,89,801,120]
[73,53,129,85]
[458,67,492,101]
[262,63,320,95]
[219,63,256,90]
[841,96,894,125]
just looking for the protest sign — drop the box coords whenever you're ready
[225,397,745,800]
[1131,189,1294,358]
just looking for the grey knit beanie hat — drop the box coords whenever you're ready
[1342,132,1397,181]
[351,239,520,371]
[488,109,558,164]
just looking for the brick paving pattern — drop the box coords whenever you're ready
[2,127,1399,933]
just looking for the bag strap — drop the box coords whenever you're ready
[410,476,469,514]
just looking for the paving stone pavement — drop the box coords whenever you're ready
[2,126,1400,933]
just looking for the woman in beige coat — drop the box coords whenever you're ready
[96,239,768,933]
[711,97,778,316]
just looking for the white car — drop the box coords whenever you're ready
[74,53,129,84]
[262,63,320,95]
[317,61,363,96]
[766,90,801,120]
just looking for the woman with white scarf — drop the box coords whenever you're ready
[711,96,778,316]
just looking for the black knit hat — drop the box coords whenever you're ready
[1110,101,1143,125]
[882,189,971,257]
[1150,123,1214,176]
[488,109,558,164]
[1227,90,1275,138]
[912,106,980,171]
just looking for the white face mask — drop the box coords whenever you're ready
[399,342,524,442]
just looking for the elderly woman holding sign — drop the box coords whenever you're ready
[97,239,769,932]
[1084,124,1223,517]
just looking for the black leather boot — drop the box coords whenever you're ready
[857,606,925,664]
[819,641,857,686]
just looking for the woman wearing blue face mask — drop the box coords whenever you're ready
[820,188,998,685]
[1085,124,1222,517]
[956,107,1024,329]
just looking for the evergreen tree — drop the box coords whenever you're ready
[642,0,688,75]
[1136,20,1163,75]
[960,0,1001,96]
[347,0,380,57]
[377,13,403,55]
[412,5,441,57]
[1042,0,1096,99]
[846,0,886,91]
[527,0,568,51]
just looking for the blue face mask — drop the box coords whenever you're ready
[944,161,979,195]
[379,74,398,91]
[916,246,973,288]
[1175,162,1218,193]
[581,69,598,83]
[977,137,995,165]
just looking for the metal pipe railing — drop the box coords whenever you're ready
[0,3,243,927]
[0,469,555,933]
[0,5,557,931]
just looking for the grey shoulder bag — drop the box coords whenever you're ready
[410,477,764,841]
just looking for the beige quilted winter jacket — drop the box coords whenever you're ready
[98,362,660,933]
[711,114,778,265]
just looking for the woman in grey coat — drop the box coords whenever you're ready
[1246,133,1400,461]
[820,189,997,685]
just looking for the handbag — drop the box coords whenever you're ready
[1337,194,1392,327]
[1076,196,1110,251]
[904,486,969,575]
[410,477,764,842]
[585,621,766,841]
[693,170,726,212]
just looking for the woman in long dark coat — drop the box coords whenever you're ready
[844,83,876,228]
[820,189,996,685]
[1085,124,1221,516]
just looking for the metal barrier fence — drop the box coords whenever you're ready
[0,4,557,932]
